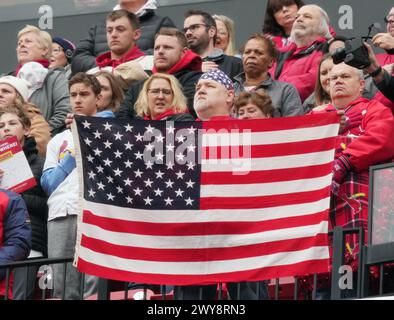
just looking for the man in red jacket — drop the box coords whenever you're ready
[271,4,332,102]
[311,62,394,238]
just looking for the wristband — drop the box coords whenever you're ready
[369,66,382,78]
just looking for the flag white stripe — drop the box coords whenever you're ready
[200,174,331,197]
[79,246,330,275]
[83,197,330,223]
[202,124,339,147]
[81,221,328,249]
[201,150,335,172]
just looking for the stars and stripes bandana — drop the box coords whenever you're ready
[199,69,234,90]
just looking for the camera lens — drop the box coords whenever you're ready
[332,47,346,65]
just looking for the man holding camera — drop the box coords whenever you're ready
[372,6,394,67]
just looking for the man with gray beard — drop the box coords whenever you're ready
[270,4,332,102]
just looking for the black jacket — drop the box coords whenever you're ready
[203,50,243,82]
[22,137,48,256]
[375,70,394,102]
[71,10,175,74]
[117,68,203,120]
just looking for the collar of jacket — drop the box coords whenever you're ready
[328,97,370,112]
[96,46,145,69]
[290,37,327,58]
[234,72,273,89]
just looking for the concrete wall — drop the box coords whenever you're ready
[0,0,393,73]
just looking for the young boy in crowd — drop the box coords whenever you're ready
[41,73,101,300]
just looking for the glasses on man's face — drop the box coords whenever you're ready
[384,15,394,24]
[148,88,173,96]
[182,23,207,34]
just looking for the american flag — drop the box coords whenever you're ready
[72,113,339,285]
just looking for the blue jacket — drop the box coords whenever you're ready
[0,189,31,286]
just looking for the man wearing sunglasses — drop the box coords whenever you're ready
[183,10,243,82]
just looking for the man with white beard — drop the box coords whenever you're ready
[270,4,332,102]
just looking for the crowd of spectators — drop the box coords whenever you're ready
[1,0,394,300]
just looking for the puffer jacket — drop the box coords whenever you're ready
[21,137,48,256]
[0,189,31,298]
[71,10,175,74]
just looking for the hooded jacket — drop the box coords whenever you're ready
[117,50,203,120]
[71,1,175,74]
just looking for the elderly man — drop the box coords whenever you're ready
[174,69,269,300]
[311,62,394,237]
[71,0,175,74]
[271,4,332,102]
[87,9,152,74]
[234,33,303,117]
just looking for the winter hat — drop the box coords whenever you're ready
[199,69,234,91]
[0,75,30,102]
[52,37,76,63]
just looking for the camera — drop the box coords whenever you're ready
[332,38,371,69]
[331,23,382,69]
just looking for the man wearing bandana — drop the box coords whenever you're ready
[174,69,269,300]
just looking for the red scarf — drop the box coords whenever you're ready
[15,59,50,76]
[96,46,145,69]
[152,49,202,75]
[143,108,182,121]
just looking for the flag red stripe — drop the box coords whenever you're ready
[77,258,330,285]
[202,137,336,160]
[200,187,330,210]
[83,209,327,236]
[201,164,332,185]
[201,113,339,132]
[80,233,328,262]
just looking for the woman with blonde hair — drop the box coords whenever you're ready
[213,14,237,56]
[15,25,70,135]
[134,73,194,121]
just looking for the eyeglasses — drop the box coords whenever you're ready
[182,23,207,34]
[148,88,173,96]
[384,15,394,24]
[52,48,64,54]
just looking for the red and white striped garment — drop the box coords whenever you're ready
[73,113,339,285]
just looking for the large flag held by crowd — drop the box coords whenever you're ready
[72,113,339,285]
